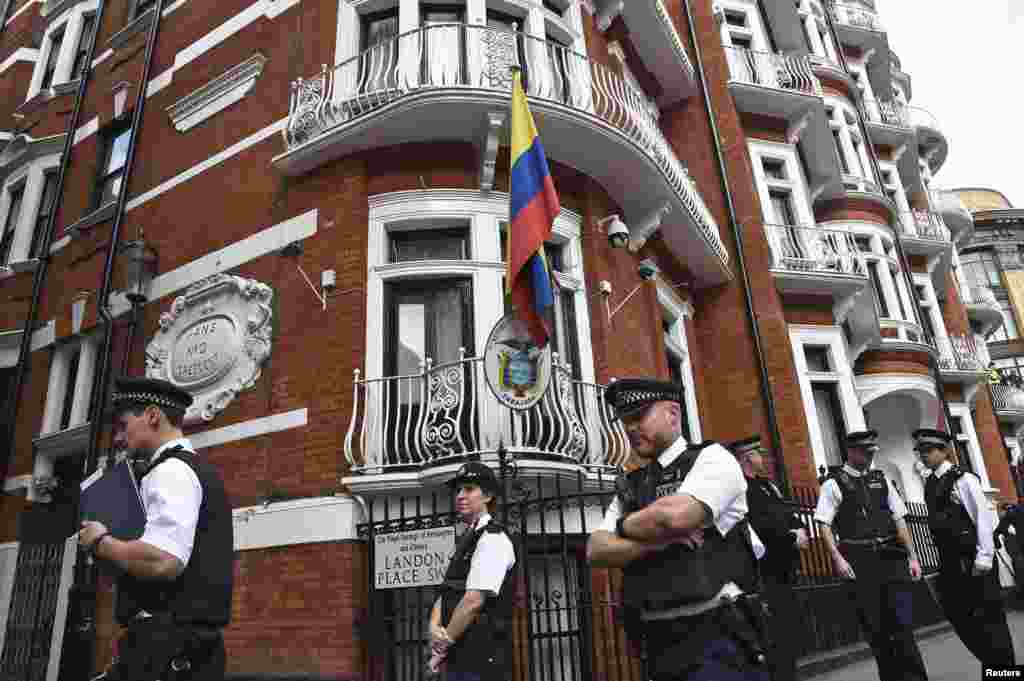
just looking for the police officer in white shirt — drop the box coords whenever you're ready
[814,430,926,681]
[915,428,1014,667]
[587,379,769,681]
[429,462,516,680]
[78,377,233,681]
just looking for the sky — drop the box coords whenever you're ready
[876,0,1024,206]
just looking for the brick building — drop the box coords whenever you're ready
[0,0,1015,679]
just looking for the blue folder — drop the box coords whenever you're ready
[80,460,147,540]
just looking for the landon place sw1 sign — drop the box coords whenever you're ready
[374,526,456,589]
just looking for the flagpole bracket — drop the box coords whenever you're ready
[478,111,507,192]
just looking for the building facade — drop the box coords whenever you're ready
[0,0,1015,679]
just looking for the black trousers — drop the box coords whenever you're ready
[761,573,798,681]
[843,547,928,681]
[937,558,1015,667]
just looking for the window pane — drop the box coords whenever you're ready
[73,14,96,78]
[769,190,795,225]
[390,229,468,262]
[100,174,123,205]
[30,172,58,258]
[812,383,845,467]
[105,129,132,175]
[804,345,831,372]
[363,12,399,48]
[396,302,426,376]
[41,30,64,89]
[555,287,579,377]
[1,186,24,262]
[869,264,889,317]
[60,346,81,430]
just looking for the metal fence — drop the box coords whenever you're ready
[355,465,949,681]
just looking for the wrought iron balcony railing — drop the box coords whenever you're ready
[827,1,884,32]
[724,47,821,96]
[898,210,950,242]
[936,334,986,373]
[343,352,629,473]
[991,383,1024,413]
[284,23,726,269]
[765,224,867,277]
[962,285,999,309]
[861,98,909,128]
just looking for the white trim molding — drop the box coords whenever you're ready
[948,401,992,490]
[233,495,362,550]
[191,408,307,450]
[166,53,267,133]
[856,372,937,411]
[0,48,39,75]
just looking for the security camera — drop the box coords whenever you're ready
[638,259,660,281]
[599,215,630,249]
[321,269,337,294]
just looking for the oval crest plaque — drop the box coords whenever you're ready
[483,313,552,411]
[169,315,239,389]
[146,274,274,424]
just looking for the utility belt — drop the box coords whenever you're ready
[623,591,772,673]
[101,613,222,681]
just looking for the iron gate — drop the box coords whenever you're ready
[357,465,642,681]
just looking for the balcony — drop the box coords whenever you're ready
[595,0,697,106]
[274,23,731,285]
[826,1,891,98]
[724,48,841,200]
[962,285,1004,337]
[765,223,878,350]
[929,189,973,242]
[908,106,948,173]
[991,384,1024,426]
[342,354,629,493]
[860,98,914,147]
[936,333,988,384]
[897,211,949,248]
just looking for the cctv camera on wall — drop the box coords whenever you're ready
[598,215,630,249]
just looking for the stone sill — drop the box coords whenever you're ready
[106,8,155,51]
[64,201,116,239]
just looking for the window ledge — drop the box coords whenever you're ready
[106,7,155,52]
[52,79,80,96]
[64,200,116,238]
[0,258,41,278]
[167,53,266,133]
[33,422,91,459]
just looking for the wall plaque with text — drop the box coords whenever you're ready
[146,274,274,424]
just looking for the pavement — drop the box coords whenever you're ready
[804,608,1024,681]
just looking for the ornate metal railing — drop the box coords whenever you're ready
[827,1,885,32]
[765,224,867,277]
[343,351,629,472]
[284,24,726,266]
[963,284,999,309]
[651,0,696,83]
[898,210,950,242]
[861,98,909,127]
[992,384,1024,412]
[723,47,821,95]
[937,333,986,373]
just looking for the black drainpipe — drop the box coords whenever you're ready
[0,0,110,486]
[68,5,167,679]
[682,0,789,495]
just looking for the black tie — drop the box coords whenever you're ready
[642,461,663,506]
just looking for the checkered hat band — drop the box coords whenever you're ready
[618,389,678,408]
[916,435,947,448]
[112,392,186,410]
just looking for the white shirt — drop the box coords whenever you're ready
[929,461,997,570]
[814,464,908,528]
[464,513,516,595]
[138,437,203,566]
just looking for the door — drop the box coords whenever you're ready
[423,6,463,86]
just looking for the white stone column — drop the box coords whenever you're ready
[68,336,97,427]
[398,0,421,87]
[464,0,486,87]
[332,1,361,103]
[40,345,70,435]
[803,15,825,58]
[524,7,551,97]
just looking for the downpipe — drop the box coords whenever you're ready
[681,0,790,494]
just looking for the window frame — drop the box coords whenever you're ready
[749,141,815,228]
[0,181,25,264]
[41,332,98,437]
[0,153,61,265]
[789,325,867,473]
[129,0,158,21]
[27,1,100,100]
[657,283,701,444]
[946,403,991,489]
[93,121,133,209]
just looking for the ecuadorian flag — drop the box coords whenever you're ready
[507,69,559,347]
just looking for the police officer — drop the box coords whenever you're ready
[729,435,809,681]
[813,430,927,681]
[915,428,1014,667]
[428,462,516,680]
[587,379,769,681]
[78,377,234,681]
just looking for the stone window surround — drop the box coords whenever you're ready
[365,189,595,386]
[748,140,815,227]
[0,152,60,266]
[913,272,951,352]
[335,0,585,71]
[40,331,99,439]
[947,402,992,490]
[796,0,838,63]
[789,324,867,474]
[26,0,98,102]
[825,97,874,189]
[716,0,768,50]
[656,281,701,444]
[877,159,910,214]
[839,221,916,331]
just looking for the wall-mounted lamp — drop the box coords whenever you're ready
[599,259,660,324]
[119,238,159,305]
[597,214,630,250]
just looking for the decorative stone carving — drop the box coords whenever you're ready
[146,274,274,424]
[478,111,506,192]
[166,54,267,133]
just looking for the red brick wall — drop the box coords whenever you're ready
[855,350,932,376]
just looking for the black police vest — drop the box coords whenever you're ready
[440,520,514,668]
[830,468,897,543]
[924,466,977,560]
[619,442,759,613]
[116,448,234,627]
